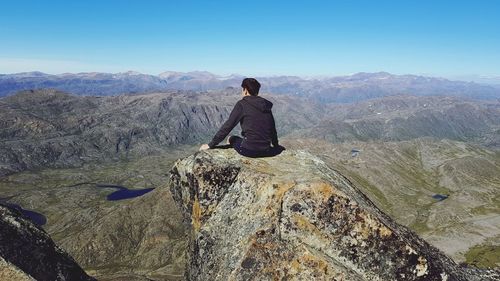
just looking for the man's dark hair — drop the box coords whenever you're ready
[241,78,261,96]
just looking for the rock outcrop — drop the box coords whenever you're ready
[169,149,499,280]
[0,203,95,281]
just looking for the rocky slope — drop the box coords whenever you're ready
[289,95,500,148]
[2,89,499,177]
[0,203,95,281]
[0,89,324,176]
[169,148,499,280]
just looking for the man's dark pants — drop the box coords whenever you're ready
[228,135,284,158]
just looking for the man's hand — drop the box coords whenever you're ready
[199,144,210,151]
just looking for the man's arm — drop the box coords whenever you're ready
[271,112,279,147]
[208,102,243,148]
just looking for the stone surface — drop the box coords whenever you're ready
[0,203,95,281]
[169,148,499,280]
[0,257,35,281]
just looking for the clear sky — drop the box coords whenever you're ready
[0,0,499,78]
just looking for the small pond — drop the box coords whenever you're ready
[96,184,155,201]
[0,183,155,226]
[0,200,47,226]
[432,194,449,201]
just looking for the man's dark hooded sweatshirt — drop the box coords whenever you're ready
[208,95,279,151]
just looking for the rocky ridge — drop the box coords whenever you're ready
[169,148,499,280]
[0,203,95,281]
[0,89,323,176]
[2,89,499,177]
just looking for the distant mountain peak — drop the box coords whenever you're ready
[4,71,50,78]
[1,70,499,101]
[121,70,142,75]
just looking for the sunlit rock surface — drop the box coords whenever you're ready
[169,149,499,281]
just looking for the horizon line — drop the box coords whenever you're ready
[3,69,500,84]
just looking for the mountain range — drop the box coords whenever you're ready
[0,74,499,279]
[1,71,500,102]
[0,88,324,176]
[1,89,498,176]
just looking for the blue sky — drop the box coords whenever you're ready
[0,0,499,78]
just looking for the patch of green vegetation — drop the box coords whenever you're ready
[408,203,432,233]
[400,145,420,161]
[409,221,431,233]
[465,244,500,269]
[387,162,431,190]
[387,158,451,197]
[340,170,391,212]
[471,192,500,216]
[0,151,184,196]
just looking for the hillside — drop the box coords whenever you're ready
[1,90,498,177]
[0,89,324,176]
[291,95,500,148]
[0,89,499,279]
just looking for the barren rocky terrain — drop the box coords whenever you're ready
[0,84,499,280]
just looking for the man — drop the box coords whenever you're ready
[199,78,285,158]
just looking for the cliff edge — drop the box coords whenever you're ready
[169,149,499,281]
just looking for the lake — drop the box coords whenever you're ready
[96,184,155,201]
[0,201,47,226]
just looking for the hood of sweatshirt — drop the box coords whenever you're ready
[242,96,273,113]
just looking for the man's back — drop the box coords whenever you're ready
[239,95,278,151]
[204,77,283,157]
[207,95,279,151]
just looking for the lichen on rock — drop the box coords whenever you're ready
[169,149,499,281]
